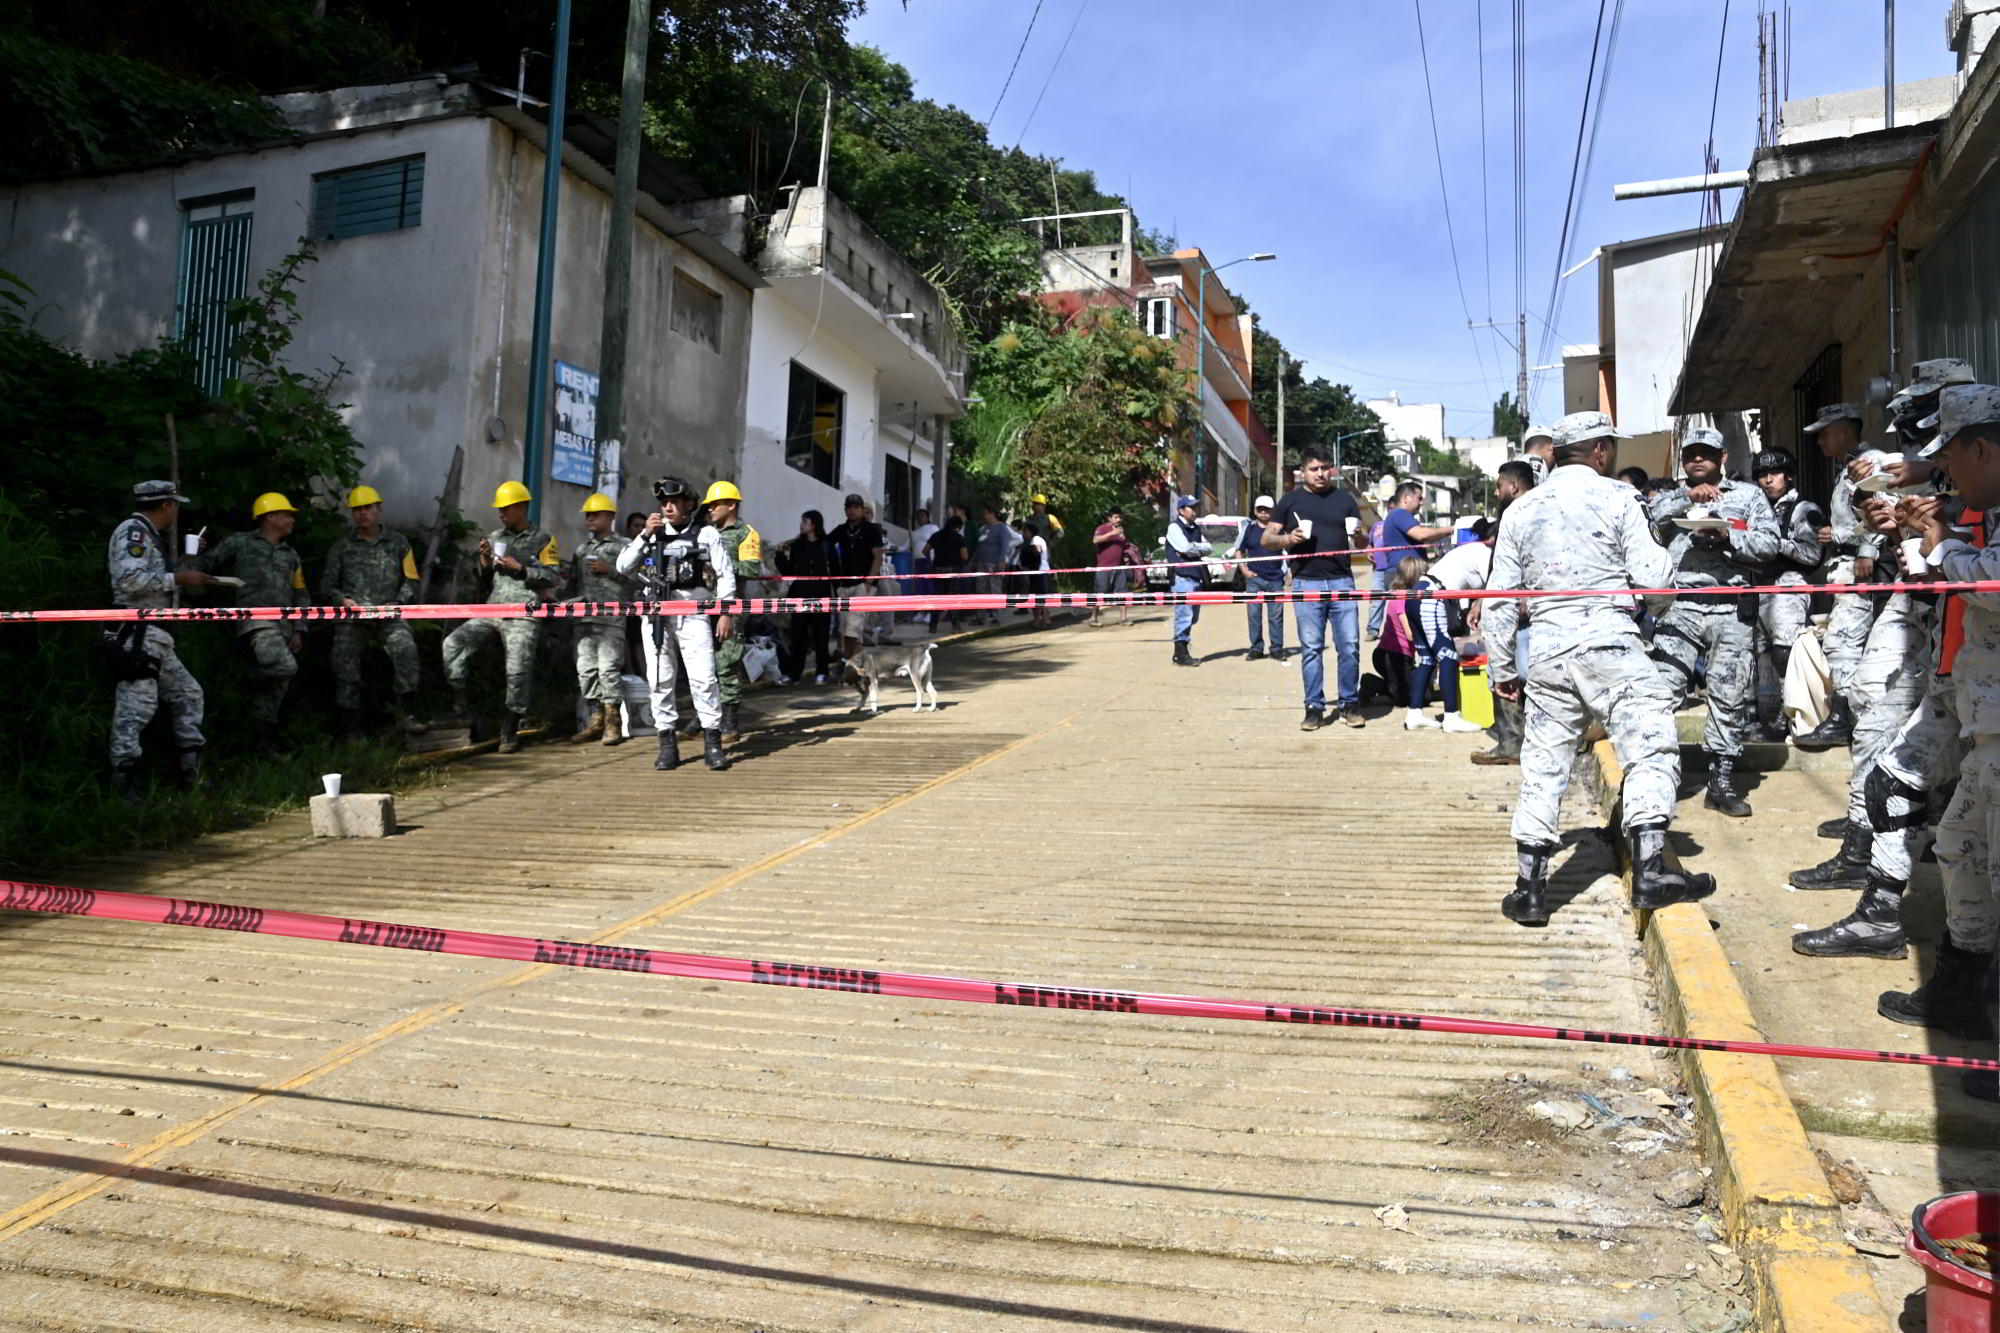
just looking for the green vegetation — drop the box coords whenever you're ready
[1492,390,1527,445]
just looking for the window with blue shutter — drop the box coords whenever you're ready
[311,156,424,240]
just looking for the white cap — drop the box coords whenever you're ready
[1252,494,1275,510]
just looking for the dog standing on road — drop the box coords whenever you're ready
[845,643,939,714]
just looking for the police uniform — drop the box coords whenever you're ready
[1646,433,1780,812]
[195,524,308,727]
[709,510,763,735]
[1485,412,1712,925]
[106,485,205,781]
[442,517,561,723]
[322,526,421,717]
[616,497,735,765]
[568,526,631,727]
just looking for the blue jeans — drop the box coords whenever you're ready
[1172,575,1202,643]
[1294,576,1359,710]
[1367,566,1392,638]
[1246,575,1285,652]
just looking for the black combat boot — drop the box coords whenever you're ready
[655,732,680,771]
[703,728,732,771]
[1817,815,1855,840]
[436,687,471,727]
[1173,642,1198,667]
[396,694,429,736]
[497,713,522,755]
[1878,939,1996,1040]
[1794,694,1854,750]
[1471,694,1523,766]
[1703,755,1752,818]
[719,702,741,745]
[109,765,142,807]
[1627,823,1717,911]
[172,747,211,793]
[1789,825,1871,890]
[1791,875,1907,958]
[1502,842,1554,927]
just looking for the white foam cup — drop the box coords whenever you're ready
[321,773,342,798]
[491,540,509,562]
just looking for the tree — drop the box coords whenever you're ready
[1492,390,1526,445]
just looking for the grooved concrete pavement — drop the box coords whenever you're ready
[0,614,1716,1330]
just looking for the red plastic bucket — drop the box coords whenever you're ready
[1906,1190,1998,1333]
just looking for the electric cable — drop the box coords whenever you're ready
[1412,0,1501,401]
[986,0,1049,128]
[1012,0,1091,150]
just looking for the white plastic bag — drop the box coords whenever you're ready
[1784,632,1832,736]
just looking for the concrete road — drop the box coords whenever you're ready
[0,614,1724,1330]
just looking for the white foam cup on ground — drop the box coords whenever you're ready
[321,773,342,798]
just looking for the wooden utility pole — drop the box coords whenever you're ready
[596,0,652,472]
[1275,353,1287,496]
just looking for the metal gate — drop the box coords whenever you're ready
[175,196,253,396]
[1916,165,2000,386]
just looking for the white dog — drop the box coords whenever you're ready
[845,643,939,714]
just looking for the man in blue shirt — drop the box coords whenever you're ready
[1232,495,1288,660]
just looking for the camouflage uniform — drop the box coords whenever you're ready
[1843,589,1933,829]
[1867,673,1967,885]
[1486,463,1680,845]
[567,531,631,708]
[1822,449,1885,692]
[321,529,421,710]
[1759,486,1825,650]
[194,530,307,726]
[443,523,561,716]
[1646,479,1780,759]
[709,516,764,710]
[1925,505,2000,956]
[106,513,205,767]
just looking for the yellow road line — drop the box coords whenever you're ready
[0,717,1073,1242]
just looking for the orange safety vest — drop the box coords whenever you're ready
[1939,506,1986,676]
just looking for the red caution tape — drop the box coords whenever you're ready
[3,881,1992,1072]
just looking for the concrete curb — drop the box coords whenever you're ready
[1587,740,1891,1333]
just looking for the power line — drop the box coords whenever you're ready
[1412,0,1500,402]
[1012,0,1091,149]
[986,0,1049,128]
[1477,0,1492,319]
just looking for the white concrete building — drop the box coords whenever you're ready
[1450,435,1513,478]
[0,76,762,532]
[1365,392,1448,454]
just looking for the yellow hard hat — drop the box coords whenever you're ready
[251,492,298,519]
[492,480,533,509]
[703,480,743,504]
[581,492,617,514]
[347,484,383,508]
[1031,493,1048,504]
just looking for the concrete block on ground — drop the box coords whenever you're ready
[310,793,396,838]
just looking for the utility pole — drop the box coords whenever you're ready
[595,0,651,480]
[1275,352,1287,497]
[1516,311,1529,429]
[521,0,574,523]
[816,84,833,190]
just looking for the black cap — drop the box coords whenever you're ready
[653,475,696,502]
[1751,448,1797,477]
[843,492,866,508]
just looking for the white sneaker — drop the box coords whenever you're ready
[1441,712,1484,733]
[1403,709,1441,730]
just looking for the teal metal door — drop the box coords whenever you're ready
[175,200,253,396]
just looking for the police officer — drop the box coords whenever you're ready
[703,480,762,745]
[1165,495,1211,667]
[566,492,631,746]
[1647,427,1781,817]
[1516,425,1555,484]
[106,480,216,802]
[442,480,561,754]
[194,492,309,729]
[1795,403,1877,747]
[1750,448,1824,739]
[1485,411,1713,926]
[617,476,735,771]
[322,484,425,736]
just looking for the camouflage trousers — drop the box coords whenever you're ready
[1757,571,1812,649]
[240,625,298,726]
[1822,557,1877,693]
[1843,593,1930,827]
[1933,734,2000,953]
[109,627,205,767]
[572,620,624,707]
[1869,675,1966,883]
[1514,640,1680,846]
[331,620,419,710]
[1651,599,1756,758]
[715,624,744,706]
[443,617,541,717]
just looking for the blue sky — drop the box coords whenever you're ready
[849,1,1957,436]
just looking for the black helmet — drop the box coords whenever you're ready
[1751,448,1796,477]
[653,475,696,503]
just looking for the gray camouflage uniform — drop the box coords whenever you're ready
[443,524,561,716]
[192,529,307,726]
[1759,488,1824,649]
[1919,533,2000,954]
[1647,479,1781,758]
[1823,453,1886,692]
[1843,588,1933,830]
[321,529,420,710]
[105,513,205,767]
[567,532,631,708]
[1486,464,1679,846]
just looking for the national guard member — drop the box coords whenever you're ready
[1485,412,1713,927]
[1515,424,1555,484]
[322,484,425,736]
[1795,403,1876,747]
[1646,427,1781,817]
[617,476,735,772]
[1750,448,1824,739]
[194,492,309,729]
[567,492,630,746]
[703,480,761,744]
[106,481,217,802]
[442,480,561,754]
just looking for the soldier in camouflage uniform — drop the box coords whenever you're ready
[1749,448,1824,739]
[566,492,630,745]
[1485,412,1714,927]
[703,480,762,744]
[1795,404,1879,748]
[192,492,308,729]
[1646,428,1781,818]
[322,484,424,735]
[442,480,561,754]
[105,480,217,802]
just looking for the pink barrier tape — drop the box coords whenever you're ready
[2,881,1993,1071]
[771,535,1474,582]
[0,578,1981,626]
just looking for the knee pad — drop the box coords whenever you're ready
[1864,765,1927,834]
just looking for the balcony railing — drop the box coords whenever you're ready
[821,229,966,381]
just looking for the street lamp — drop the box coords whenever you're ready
[1333,427,1380,472]
[1191,252,1275,509]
